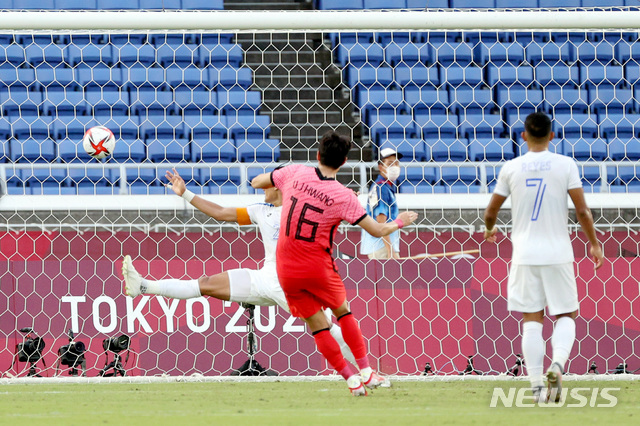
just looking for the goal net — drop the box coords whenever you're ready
[1,6,639,379]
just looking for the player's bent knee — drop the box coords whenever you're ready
[198,273,231,301]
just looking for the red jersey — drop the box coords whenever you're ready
[271,164,367,279]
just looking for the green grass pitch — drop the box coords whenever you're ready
[1,380,638,425]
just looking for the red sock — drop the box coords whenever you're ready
[337,312,369,370]
[313,328,354,380]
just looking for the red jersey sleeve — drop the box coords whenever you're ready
[270,164,295,189]
[342,190,367,225]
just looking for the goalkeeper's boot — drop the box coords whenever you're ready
[532,386,547,404]
[122,255,143,297]
[546,362,563,403]
[347,375,367,396]
[363,370,391,390]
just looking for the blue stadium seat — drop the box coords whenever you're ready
[24,44,65,66]
[201,43,244,68]
[486,64,534,87]
[96,0,140,9]
[535,63,580,87]
[181,0,224,9]
[474,42,525,65]
[576,41,616,64]
[0,88,42,116]
[140,115,185,140]
[400,166,438,188]
[166,65,210,89]
[554,113,598,138]
[66,43,114,66]
[236,138,280,162]
[375,32,412,45]
[346,65,394,91]
[516,138,563,156]
[608,137,640,160]
[76,65,124,91]
[614,40,640,64]
[404,86,448,115]
[364,0,406,8]
[429,139,468,162]
[562,137,608,160]
[495,0,531,7]
[52,116,97,140]
[496,86,543,114]
[407,0,433,7]
[539,0,580,7]
[624,62,640,85]
[10,137,56,162]
[439,65,483,88]
[41,90,87,116]
[85,90,130,116]
[110,139,146,163]
[542,86,589,113]
[468,138,514,161]
[126,167,157,187]
[156,43,199,67]
[430,42,473,65]
[147,138,190,162]
[440,165,478,189]
[359,88,406,124]
[199,33,235,45]
[448,87,496,114]
[19,169,67,192]
[525,42,573,65]
[505,110,527,139]
[94,113,140,139]
[579,64,624,87]
[191,138,236,162]
[415,112,459,139]
[0,67,35,90]
[329,32,374,47]
[148,33,190,46]
[201,168,241,189]
[458,113,505,139]
[336,43,384,67]
[55,0,97,9]
[184,115,228,140]
[33,66,78,91]
[218,89,262,116]
[589,86,633,113]
[139,0,180,8]
[598,112,640,138]
[316,0,363,9]
[175,88,217,116]
[368,113,416,144]
[393,64,439,88]
[210,66,253,89]
[399,183,447,194]
[227,115,271,141]
[384,42,430,66]
[0,44,25,65]
[112,42,156,66]
[607,165,640,187]
[130,90,177,116]
[582,0,624,6]
[122,65,166,90]
[379,138,428,162]
[57,139,85,162]
[413,31,457,44]
[14,0,56,9]
[450,0,495,7]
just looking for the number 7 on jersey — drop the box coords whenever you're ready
[526,178,546,221]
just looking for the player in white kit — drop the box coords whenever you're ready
[121,168,356,365]
[483,112,603,403]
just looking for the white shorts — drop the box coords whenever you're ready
[227,267,289,313]
[507,263,578,316]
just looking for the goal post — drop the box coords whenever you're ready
[1,8,640,379]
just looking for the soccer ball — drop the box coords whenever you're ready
[82,126,116,160]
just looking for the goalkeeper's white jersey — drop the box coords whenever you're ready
[246,203,281,272]
[493,150,582,266]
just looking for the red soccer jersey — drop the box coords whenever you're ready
[271,164,367,278]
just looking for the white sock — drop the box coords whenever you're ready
[142,278,201,299]
[522,321,544,388]
[551,316,576,370]
[329,323,357,366]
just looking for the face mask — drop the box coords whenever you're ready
[386,165,400,182]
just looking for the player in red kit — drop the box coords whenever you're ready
[252,132,418,396]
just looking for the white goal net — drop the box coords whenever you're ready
[1,7,639,379]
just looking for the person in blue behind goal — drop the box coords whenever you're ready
[360,147,403,259]
[121,167,357,367]
[483,112,604,403]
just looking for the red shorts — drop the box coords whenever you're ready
[278,273,347,319]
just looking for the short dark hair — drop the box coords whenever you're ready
[318,131,351,169]
[525,112,552,139]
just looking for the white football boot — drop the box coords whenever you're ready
[122,255,144,297]
[363,370,391,389]
[546,362,563,403]
[347,375,368,396]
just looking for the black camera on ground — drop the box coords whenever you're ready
[17,327,45,364]
[57,330,86,376]
[102,335,130,353]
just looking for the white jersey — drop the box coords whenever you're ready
[494,150,582,265]
[246,203,281,273]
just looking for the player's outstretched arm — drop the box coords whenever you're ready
[251,172,274,190]
[483,193,507,242]
[165,168,238,223]
[358,211,418,238]
[569,188,604,270]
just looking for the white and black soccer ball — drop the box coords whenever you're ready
[82,126,116,160]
